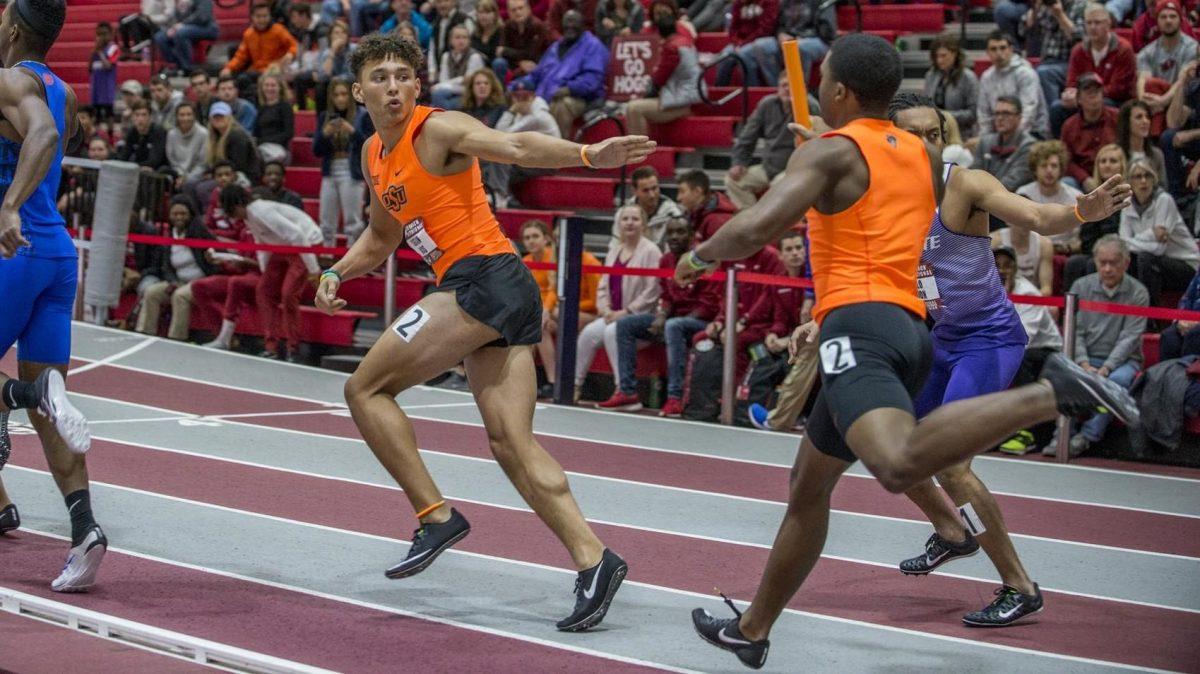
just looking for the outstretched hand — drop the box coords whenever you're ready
[586,135,658,169]
[1076,174,1133,222]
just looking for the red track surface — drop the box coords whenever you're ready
[0,610,206,673]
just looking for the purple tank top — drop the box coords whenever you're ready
[918,164,1027,348]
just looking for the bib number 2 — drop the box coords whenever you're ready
[393,305,432,342]
[819,336,856,375]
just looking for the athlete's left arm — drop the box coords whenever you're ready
[968,168,1133,237]
[424,110,656,170]
[0,69,62,214]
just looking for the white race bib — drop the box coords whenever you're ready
[819,336,856,375]
[404,217,444,266]
[916,263,942,311]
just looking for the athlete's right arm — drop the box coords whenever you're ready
[0,69,61,257]
[315,146,406,315]
[968,169,1132,236]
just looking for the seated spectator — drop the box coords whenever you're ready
[1064,143,1124,288]
[695,243,785,377]
[1160,269,1200,358]
[923,33,979,138]
[1118,100,1167,181]
[1061,235,1148,456]
[474,0,504,62]
[622,0,700,136]
[1051,4,1135,137]
[189,70,215,126]
[431,25,487,109]
[746,230,816,431]
[215,186,324,361]
[994,245,1065,455]
[90,22,120,124]
[972,95,1037,191]
[136,196,218,339]
[1162,55,1200,197]
[149,73,185,131]
[725,77,813,209]
[71,107,107,158]
[253,161,305,210]
[58,138,113,217]
[308,20,357,114]
[462,68,508,127]
[314,79,370,245]
[992,224,1054,297]
[120,0,175,59]
[117,79,145,130]
[549,0,600,33]
[524,221,604,397]
[221,3,300,97]
[428,0,475,81]
[167,102,210,187]
[575,205,663,399]
[1132,0,1197,52]
[606,216,721,413]
[1121,157,1200,305]
[681,0,729,32]
[595,0,645,46]
[767,0,835,89]
[217,75,259,131]
[977,30,1050,139]
[1016,140,1083,256]
[1060,73,1118,189]
[676,169,736,242]
[253,71,295,163]
[207,101,261,185]
[495,0,553,81]
[379,0,431,46]
[117,100,170,173]
[512,10,608,138]
[482,81,559,206]
[1137,0,1197,115]
[154,0,219,72]
[203,161,248,238]
[1022,0,1085,108]
[287,2,327,50]
[993,0,1029,50]
[610,166,685,247]
[715,0,780,87]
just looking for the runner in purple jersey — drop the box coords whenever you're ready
[887,93,1133,627]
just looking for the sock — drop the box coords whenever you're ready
[64,489,97,546]
[216,319,236,346]
[2,379,39,410]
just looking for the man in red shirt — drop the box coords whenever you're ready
[495,0,552,80]
[1051,3,1135,136]
[714,0,780,86]
[676,169,738,242]
[1061,73,1118,188]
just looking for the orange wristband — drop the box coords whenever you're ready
[1074,204,1086,223]
[580,144,594,169]
[415,500,445,520]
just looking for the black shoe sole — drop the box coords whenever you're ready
[691,616,767,670]
[556,562,628,632]
[899,545,981,576]
[384,526,471,579]
[962,604,1044,627]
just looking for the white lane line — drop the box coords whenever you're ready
[63,332,1200,487]
[10,486,1175,674]
[14,526,694,674]
[69,337,155,375]
[17,432,1200,616]
[57,390,1200,565]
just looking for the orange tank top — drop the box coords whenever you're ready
[806,118,937,325]
[365,106,515,282]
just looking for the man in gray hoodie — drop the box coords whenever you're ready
[977,30,1049,139]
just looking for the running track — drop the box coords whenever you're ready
[1,323,1198,672]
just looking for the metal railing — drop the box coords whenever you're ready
[697,52,751,123]
[575,112,629,204]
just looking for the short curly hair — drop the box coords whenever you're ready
[1028,140,1069,174]
[349,33,424,82]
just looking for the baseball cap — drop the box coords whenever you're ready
[209,101,233,118]
[509,80,535,98]
[1078,72,1104,89]
[1156,0,1182,16]
[120,80,143,95]
[993,246,1018,264]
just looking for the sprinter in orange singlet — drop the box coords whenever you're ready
[314,34,655,631]
[675,34,1139,669]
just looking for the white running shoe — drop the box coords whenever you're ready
[34,369,91,455]
[51,525,107,593]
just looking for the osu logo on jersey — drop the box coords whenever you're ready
[382,184,408,211]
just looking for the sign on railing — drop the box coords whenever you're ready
[606,34,662,102]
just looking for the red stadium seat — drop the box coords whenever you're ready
[838,4,945,32]
[295,111,317,136]
[291,137,319,167]
[515,176,617,209]
[649,116,738,148]
[284,167,323,199]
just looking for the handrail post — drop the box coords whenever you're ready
[720,269,739,425]
[1054,293,1079,463]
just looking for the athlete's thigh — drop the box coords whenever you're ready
[913,350,953,419]
[463,345,538,443]
[939,344,1025,406]
[0,256,42,359]
[16,257,75,366]
[352,290,500,398]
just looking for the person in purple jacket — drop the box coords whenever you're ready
[509,9,608,138]
[89,22,120,123]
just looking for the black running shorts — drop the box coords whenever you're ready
[432,253,543,347]
[806,302,933,463]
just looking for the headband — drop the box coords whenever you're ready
[14,0,63,42]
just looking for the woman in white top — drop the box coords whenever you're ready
[137,196,217,340]
[1116,100,1166,187]
[992,226,1054,297]
[430,25,486,110]
[574,205,663,399]
[1120,157,1200,306]
[1016,140,1082,255]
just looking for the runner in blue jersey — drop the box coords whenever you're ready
[0,0,105,593]
[887,93,1131,626]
